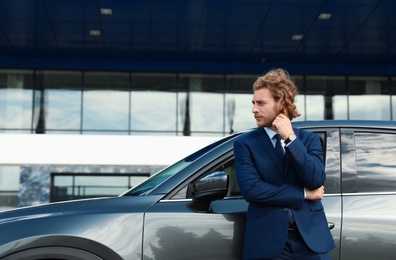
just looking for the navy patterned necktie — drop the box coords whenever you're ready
[274,134,284,159]
[274,134,294,223]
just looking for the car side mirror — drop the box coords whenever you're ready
[188,171,229,212]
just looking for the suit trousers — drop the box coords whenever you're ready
[270,229,332,260]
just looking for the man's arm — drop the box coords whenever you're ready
[305,186,325,200]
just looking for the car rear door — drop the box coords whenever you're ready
[340,128,396,259]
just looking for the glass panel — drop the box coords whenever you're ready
[291,75,305,121]
[82,131,129,135]
[35,71,82,131]
[178,91,188,136]
[83,72,130,131]
[349,96,390,120]
[333,96,348,120]
[306,95,324,120]
[225,93,256,133]
[292,75,303,92]
[179,74,224,135]
[225,74,257,133]
[0,130,31,134]
[348,76,390,120]
[190,92,224,133]
[74,176,129,196]
[322,130,341,194]
[53,175,73,187]
[225,74,256,93]
[52,174,150,202]
[0,166,20,211]
[0,70,34,130]
[131,73,177,133]
[293,94,306,122]
[355,132,396,192]
[53,175,73,201]
[305,75,347,120]
[391,78,396,121]
[131,91,176,132]
[45,130,81,135]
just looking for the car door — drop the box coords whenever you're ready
[142,128,342,260]
[340,128,396,259]
[142,153,246,260]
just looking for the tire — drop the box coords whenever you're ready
[1,246,104,260]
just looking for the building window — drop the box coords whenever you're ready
[305,75,347,120]
[35,71,82,133]
[391,77,396,120]
[0,70,34,132]
[225,74,257,133]
[82,72,130,134]
[348,76,390,120]
[179,74,225,136]
[50,173,150,202]
[131,73,178,135]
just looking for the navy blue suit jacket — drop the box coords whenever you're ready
[234,127,335,259]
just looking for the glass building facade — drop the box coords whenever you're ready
[1,69,395,137]
[1,69,396,210]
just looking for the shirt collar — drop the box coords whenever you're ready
[264,127,277,139]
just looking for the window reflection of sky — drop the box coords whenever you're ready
[190,92,224,132]
[1,84,395,134]
[393,96,396,120]
[349,95,390,120]
[46,89,81,129]
[306,95,324,120]
[131,91,176,131]
[355,133,396,192]
[0,89,33,128]
[333,96,348,120]
[226,93,255,133]
[83,90,129,130]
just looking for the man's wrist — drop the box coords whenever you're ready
[285,134,297,145]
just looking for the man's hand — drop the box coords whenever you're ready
[272,113,294,140]
[304,186,325,201]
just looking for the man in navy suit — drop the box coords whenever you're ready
[234,69,335,259]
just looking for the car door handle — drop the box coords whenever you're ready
[328,222,335,230]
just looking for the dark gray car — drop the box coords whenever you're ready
[1,120,396,260]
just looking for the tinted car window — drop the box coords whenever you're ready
[355,132,396,192]
[125,134,237,196]
[319,130,341,194]
[171,156,236,199]
[173,130,339,199]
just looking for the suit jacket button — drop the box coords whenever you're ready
[283,208,288,212]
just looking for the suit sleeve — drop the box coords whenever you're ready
[234,137,304,209]
[285,132,325,190]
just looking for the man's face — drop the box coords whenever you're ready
[251,88,282,128]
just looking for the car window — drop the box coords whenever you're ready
[172,130,340,199]
[124,134,238,196]
[355,132,396,193]
[312,130,340,194]
[171,157,237,199]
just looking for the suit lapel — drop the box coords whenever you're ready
[254,128,284,176]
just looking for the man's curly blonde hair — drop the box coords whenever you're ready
[253,68,300,120]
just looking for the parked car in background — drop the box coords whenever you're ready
[1,120,396,260]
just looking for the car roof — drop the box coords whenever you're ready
[292,120,396,130]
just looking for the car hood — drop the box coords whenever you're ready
[0,195,162,224]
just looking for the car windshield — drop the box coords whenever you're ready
[122,134,238,196]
